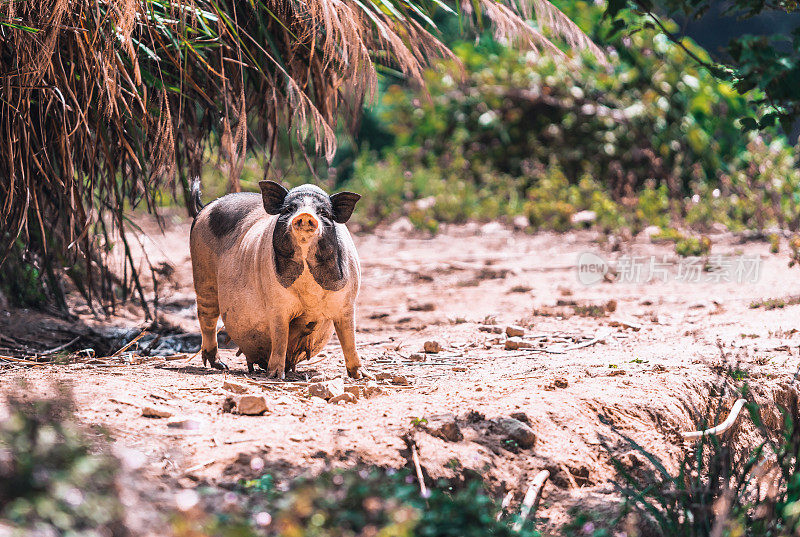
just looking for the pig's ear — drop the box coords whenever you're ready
[259,180,289,214]
[330,191,361,223]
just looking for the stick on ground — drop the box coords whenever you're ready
[682,398,748,439]
[513,470,550,532]
[112,329,148,357]
[411,444,428,498]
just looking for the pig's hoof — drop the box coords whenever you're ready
[211,360,229,371]
[266,365,285,379]
[347,366,372,380]
[202,349,227,370]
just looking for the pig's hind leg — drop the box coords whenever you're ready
[193,276,229,371]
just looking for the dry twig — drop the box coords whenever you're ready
[513,470,550,531]
[682,399,748,439]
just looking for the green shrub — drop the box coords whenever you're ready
[347,0,799,234]
[172,467,540,537]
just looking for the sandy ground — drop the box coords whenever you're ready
[3,215,800,533]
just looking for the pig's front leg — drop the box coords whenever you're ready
[266,315,290,379]
[334,313,371,379]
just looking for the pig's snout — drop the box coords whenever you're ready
[291,212,319,232]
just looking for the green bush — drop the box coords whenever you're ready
[344,0,799,234]
[171,466,539,537]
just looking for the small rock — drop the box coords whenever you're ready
[167,418,202,430]
[329,392,357,404]
[222,397,236,413]
[142,406,172,419]
[509,411,530,424]
[389,217,415,233]
[481,221,504,234]
[308,378,345,400]
[391,375,410,386]
[426,414,463,442]
[505,325,525,337]
[570,210,596,225]
[309,375,326,383]
[495,417,536,449]
[505,337,533,350]
[409,302,436,312]
[423,341,441,353]
[512,215,529,229]
[223,381,248,394]
[413,196,436,211]
[554,377,569,388]
[409,353,427,362]
[466,410,485,423]
[479,325,503,334]
[608,369,626,377]
[642,225,662,240]
[374,372,393,381]
[237,395,268,415]
[344,386,361,399]
[364,381,384,398]
[452,366,467,372]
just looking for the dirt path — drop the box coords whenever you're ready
[3,217,800,531]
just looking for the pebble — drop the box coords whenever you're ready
[223,381,248,394]
[329,392,357,404]
[512,215,529,229]
[391,374,410,386]
[409,353,427,362]
[571,210,597,225]
[374,372,393,380]
[495,417,536,448]
[344,386,361,398]
[505,337,533,350]
[479,325,503,334]
[142,406,172,419]
[363,381,384,398]
[423,341,441,353]
[509,411,530,424]
[308,378,345,400]
[505,325,525,337]
[222,396,236,413]
[425,414,463,442]
[237,395,268,415]
[608,369,626,377]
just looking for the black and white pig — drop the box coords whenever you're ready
[188,179,367,379]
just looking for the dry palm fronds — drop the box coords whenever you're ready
[0,0,604,314]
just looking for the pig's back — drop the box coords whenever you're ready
[190,192,266,255]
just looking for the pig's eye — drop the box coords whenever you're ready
[319,209,332,220]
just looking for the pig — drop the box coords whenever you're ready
[188,179,368,379]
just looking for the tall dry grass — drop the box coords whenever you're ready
[0,0,602,315]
